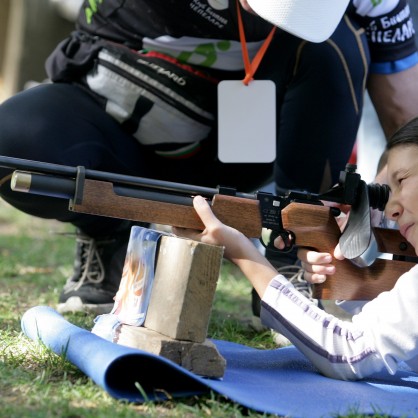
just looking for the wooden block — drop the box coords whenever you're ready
[144,235,223,343]
[116,325,226,378]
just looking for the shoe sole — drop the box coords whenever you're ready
[57,296,114,315]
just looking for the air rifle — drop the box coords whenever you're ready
[0,155,415,301]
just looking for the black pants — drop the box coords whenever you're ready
[0,15,368,238]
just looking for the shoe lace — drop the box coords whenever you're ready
[276,265,314,300]
[62,232,109,291]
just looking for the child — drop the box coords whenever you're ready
[173,117,418,381]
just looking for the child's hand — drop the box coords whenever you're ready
[297,239,346,283]
[297,249,336,284]
[172,195,249,261]
[273,200,348,283]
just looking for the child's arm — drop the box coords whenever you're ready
[173,195,406,381]
[173,195,278,298]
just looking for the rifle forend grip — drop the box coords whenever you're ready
[211,194,263,238]
[281,202,415,300]
[70,179,263,238]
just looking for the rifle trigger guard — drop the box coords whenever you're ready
[277,230,296,253]
[73,166,86,205]
[259,230,296,253]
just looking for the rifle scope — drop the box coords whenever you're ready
[340,164,389,212]
[367,183,390,212]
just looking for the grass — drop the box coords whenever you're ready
[0,200,402,417]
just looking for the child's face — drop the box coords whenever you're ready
[386,145,418,253]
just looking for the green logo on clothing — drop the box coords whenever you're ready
[177,41,231,67]
[85,0,104,24]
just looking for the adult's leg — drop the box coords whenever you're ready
[148,136,274,193]
[0,83,155,236]
[259,16,368,194]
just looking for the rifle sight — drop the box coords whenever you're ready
[367,183,390,212]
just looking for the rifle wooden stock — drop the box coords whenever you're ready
[70,179,263,238]
[72,180,417,300]
[281,203,416,300]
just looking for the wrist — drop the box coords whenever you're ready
[230,240,278,298]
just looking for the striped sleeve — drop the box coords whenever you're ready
[260,266,418,380]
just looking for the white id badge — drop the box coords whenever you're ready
[218,80,276,163]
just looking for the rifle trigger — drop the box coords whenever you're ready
[73,166,86,205]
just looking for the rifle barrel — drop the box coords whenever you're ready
[12,171,199,206]
[0,155,255,199]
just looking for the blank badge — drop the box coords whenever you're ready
[218,80,276,163]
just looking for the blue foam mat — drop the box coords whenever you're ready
[21,306,418,418]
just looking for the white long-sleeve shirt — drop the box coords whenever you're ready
[260,264,418,380]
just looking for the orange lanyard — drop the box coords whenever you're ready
[236,0,276,85]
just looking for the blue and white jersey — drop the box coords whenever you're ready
[350,0,417,73]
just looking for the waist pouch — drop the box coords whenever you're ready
[85,44,219,158]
